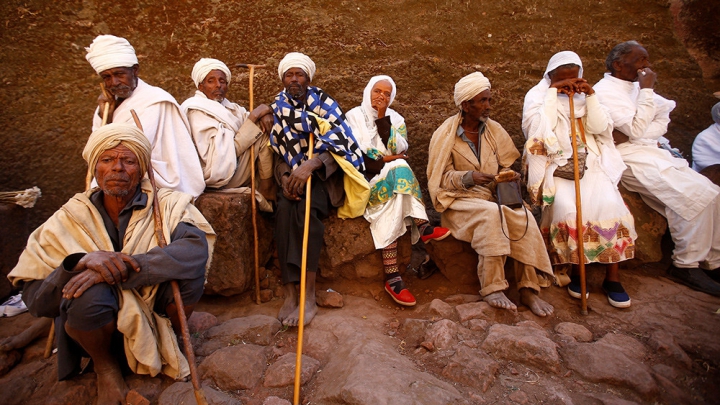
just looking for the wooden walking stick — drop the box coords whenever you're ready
[44,84,114,358]
[293,134,314,405]
[130,110,209,405]
[236,63,266,305]
[568,94,589,315]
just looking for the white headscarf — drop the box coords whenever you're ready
[453,72,491,108]
[85,35,138,74]
[277,52,316,81]
[712,101,720,125]
[345,75,407,154]
[191,58,231,88]
[82,123,151,190]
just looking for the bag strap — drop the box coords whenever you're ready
[496,187,529,241]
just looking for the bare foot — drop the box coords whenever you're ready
[278,283,298,322]
[283,293,318,327]
[483,291,517,313]
[95,368,128,405]
[0,318,52,352]
[520,288,554,317]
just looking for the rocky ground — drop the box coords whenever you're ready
[1,258,720,405]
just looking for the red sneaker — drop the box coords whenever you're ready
[421,226,451,244]
[384,281,417,306]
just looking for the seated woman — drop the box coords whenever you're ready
[346,75,449,307]
[522,51,637,308]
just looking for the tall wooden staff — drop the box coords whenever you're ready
[236,63,266,305]
[568,94,588,315]
[293,135,314,405]
[130,110,209,405]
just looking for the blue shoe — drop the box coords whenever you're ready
[567,277,589,299]
[602,280,631,308]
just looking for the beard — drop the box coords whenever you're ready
[100,174,138,197]
[109,77,138,99]
[286,84,306,100]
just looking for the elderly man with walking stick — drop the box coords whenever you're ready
[270,52,366,328]
[181,58,276,202]
[8,123,215,405]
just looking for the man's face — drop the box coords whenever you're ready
[461,89,492,122]
[282,68,309,100]
[613,46,651,82]
[100,66,139,99]
[198,70,228,102]
[95,144,142,198]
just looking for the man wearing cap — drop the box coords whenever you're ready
[8,123,215,404]
[181,58,276,201]
[594,41,720,296]
[427,72,555,317]
[86,34,205,198]
[271,52,365,327]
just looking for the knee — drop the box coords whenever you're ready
[177,276,205,306]
[61,283,118,330]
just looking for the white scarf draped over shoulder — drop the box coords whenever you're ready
[8,179,216,380]
[345,75,408,156]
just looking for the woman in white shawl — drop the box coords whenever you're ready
[522,51,637,308]
[346,75,450,307]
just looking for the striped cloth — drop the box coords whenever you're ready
[270,86,364,171]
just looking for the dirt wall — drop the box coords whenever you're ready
[0,0,717,229]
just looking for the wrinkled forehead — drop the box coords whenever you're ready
[98,143,136,158]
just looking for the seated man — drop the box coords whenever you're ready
[8,123,215,405]
[427,72,554,317]
[594,41,720,296]
[181,58,276,202]
[271,52,365,327]
[692,101,720,173]
[86,35,205,197]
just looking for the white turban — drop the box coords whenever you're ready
[454,72,491,108]
[544,51,584,80]
[82,123,151,189]
[85,35,138,74]
[277,52,316,81]
[191,58,232,88]
[712,101,720,125]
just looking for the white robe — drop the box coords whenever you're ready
[595,73,720,269]
[92,79,205,198]
[181,91,250,188]
[692,123,720,172]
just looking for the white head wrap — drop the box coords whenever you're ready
[277,52,316,81]
[85,35,138,74]
[544,51,584,80]
[712,101,720,125]
[453,72,491,108]
[191,58,231,88]
[361,75,397,114]
[82,123,151,189]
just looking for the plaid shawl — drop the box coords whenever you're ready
[270,86,365,171]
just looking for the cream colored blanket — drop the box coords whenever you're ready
[9,179,215,379]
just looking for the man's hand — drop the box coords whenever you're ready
[575,81,594,96]
[62,270,104,299]
[612,129,630,145]
[472,171,496,186]
[637,67,657,89]
[282,158,323,200]
[259,114,275,134]
[97,92,115,123]
[73,251,141,285]
[382,153,408,163]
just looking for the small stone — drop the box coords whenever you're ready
[425,319,459,350]
[427,299,455,320]
[554,322,593,342]
[508,390,528,404]
[259,289,273,302]
[316,290,344,308]
[263,397,292,405]
[188,311,218,334]
[421,341,435,351]
[466,319,489,332]
[125,390,150,405]
[273,285,285,298]
[264,353,320,388]
[510,368,519,375]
